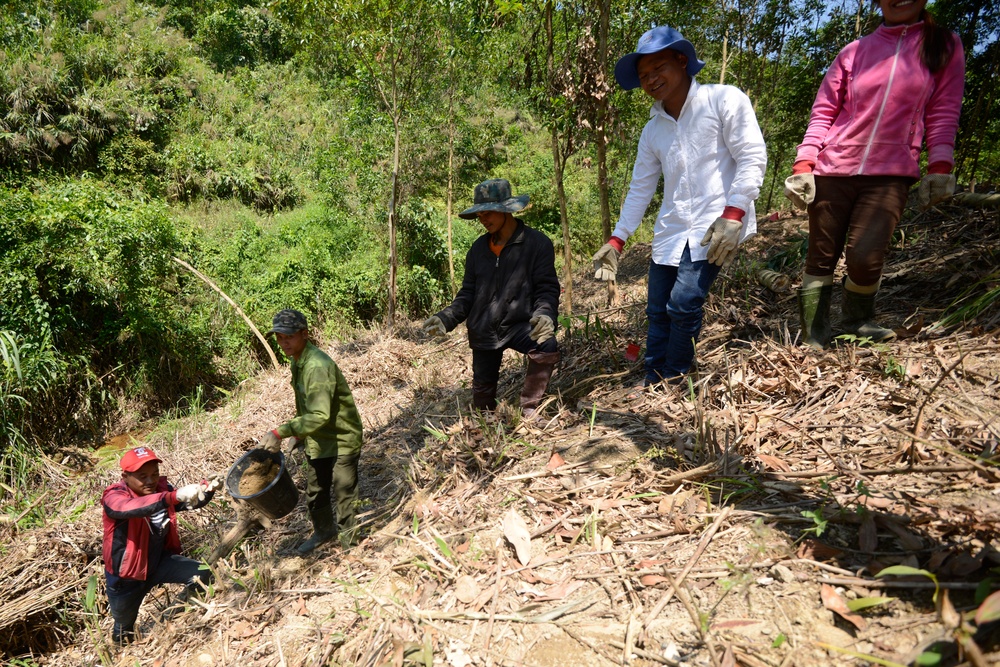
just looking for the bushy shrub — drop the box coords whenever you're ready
[195,6,291,71]
[0,178,226,442]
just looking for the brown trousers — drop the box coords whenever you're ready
[806,175,912,287]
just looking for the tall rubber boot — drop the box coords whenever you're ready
[798,274,833,350]
[472,381,497,411]
[841,278,896,342]
[298,503,337,555]
[520,350,560,418]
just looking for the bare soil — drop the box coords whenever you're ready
[1,201,999,667]
[238,458,280,497]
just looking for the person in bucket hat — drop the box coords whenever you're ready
[259,309,364,554]
[591,25,766,390]
[422,179,560,418]
[101,446,222,644]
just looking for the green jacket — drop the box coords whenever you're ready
[275,342,362,459]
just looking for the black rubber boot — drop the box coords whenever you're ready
[520,350,560,417]
[298,504,337,555]
[798,285,833,350]
[841,289,896,342]
[472,381,497,411]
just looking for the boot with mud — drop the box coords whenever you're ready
[797,274,833,350]
[297,504,337,555]
[841,278,896,343]
[520,350,560,419]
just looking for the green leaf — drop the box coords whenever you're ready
[422,424,447,441]
[915,649,942,666]
[433,535,454,561]
[975,589,1000,625]
[875,565,936,581]
[771,633,786,648]
[845,596,895,612]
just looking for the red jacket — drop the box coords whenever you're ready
[102,477,188,580]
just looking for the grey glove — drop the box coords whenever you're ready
[260,430,282,453]
[918,173,955,209]
[699,217,743,267]
[783,173,816,210]
[529,315,555,344]
[421,315,447,337]
[175,483,205,504]
[591,243,619,282]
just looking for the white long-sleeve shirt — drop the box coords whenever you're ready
[612,80,767,266]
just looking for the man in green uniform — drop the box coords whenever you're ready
[260,309,363,554]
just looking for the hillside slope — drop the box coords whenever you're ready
[3,203,1000,667]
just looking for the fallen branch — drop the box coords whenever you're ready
[642,506,733,631]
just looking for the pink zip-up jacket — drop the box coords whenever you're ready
[795,21,964,178]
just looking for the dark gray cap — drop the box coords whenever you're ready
[458,179,530,220]
[268,309,308,334]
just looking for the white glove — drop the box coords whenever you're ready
[591,243,619,282]
[783,173,816,209]
[204,475,223,493]
[699,217,743,267]
[260,430,282,453]
[176,483,205,504]
[528,315,554,343]
[421,315,447,337]
[918,173,955,209]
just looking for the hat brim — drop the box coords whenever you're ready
[458,195,530,220]
[614,42,706,90]
[267,325,305,335]
[121,457,162,472]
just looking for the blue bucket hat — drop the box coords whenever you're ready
[614,25,705,90]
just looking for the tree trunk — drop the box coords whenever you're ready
[595,0,617,306]
[552,126,573,316]
[387,118,400,328]
[446,93,456,298]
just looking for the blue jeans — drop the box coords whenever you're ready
[106,554,211,643]
[645,244,721,384]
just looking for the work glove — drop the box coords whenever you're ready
[529,315,555,344]
[421,315,447,338]
[591,243,619,282]
[176,483,205,504]
[917,173,955,209]
[204,475,223,493]
[699,218,743,267]
[783,173,816,210]
[260,430,282,453]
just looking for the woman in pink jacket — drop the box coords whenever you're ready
[784,0,964,349]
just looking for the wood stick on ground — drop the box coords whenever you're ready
[642,505,733,631]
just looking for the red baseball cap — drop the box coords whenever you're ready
[119,446,162,472]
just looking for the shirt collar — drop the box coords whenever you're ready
[649,79,700,120]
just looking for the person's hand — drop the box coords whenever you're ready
[421,315,447,338]
[176,483,205,504]
[699,218,743,266]
[918,173,955,209]
[783,173,816,209]
[529,315,555,344]
[260,430,282,453]
[203,475,223,493]
[591,243,619,282]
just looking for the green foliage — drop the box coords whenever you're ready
[195,6,292,71]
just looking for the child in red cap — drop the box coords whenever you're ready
[101,446,221,644]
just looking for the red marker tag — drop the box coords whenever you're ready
[625,343,640,362]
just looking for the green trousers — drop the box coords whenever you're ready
[305,448,359,539]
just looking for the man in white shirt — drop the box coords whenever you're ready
[592,25,766,388]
